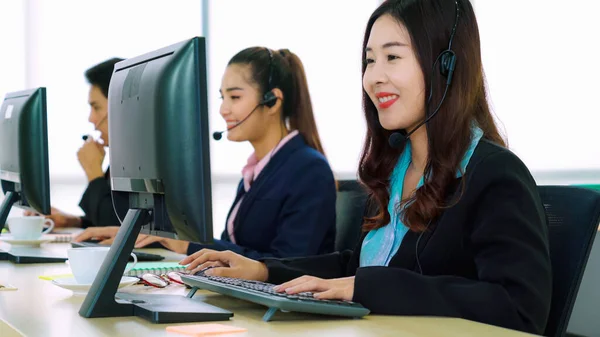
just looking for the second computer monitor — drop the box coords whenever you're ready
[108,37,213,244]
[0,88,50,230]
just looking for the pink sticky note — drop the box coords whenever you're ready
[166,323,247,336]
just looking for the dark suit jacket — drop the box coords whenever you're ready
[78,168,121,228]
[263,139,552,335]
[188,135,337,260]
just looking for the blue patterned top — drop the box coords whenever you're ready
[359,126,484,267]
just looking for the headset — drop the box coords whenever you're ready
[414,0,461,275]
[427,0,460,106]
[261,48,278,108]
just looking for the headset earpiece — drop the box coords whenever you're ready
[439,51,452,76]
[261,90,277,108]
[439,50,457,84]
[261,48,278,108]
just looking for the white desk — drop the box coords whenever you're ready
[0,243,538,337]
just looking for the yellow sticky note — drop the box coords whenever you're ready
[38,274,72,281]
[166,323,247,336]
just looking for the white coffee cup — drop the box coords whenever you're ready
[7,216,55,240]
[67,247,138,285]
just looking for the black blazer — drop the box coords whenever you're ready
[263,140,552,335]
[78,168,122,228]
[188,135,337,260]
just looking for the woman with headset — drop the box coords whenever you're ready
[179,0,552,334]
[75,47,338,260]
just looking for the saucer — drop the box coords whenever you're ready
[0,235,54,247]
[51,276,138,295]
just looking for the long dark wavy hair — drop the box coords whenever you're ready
[359,0,505,232]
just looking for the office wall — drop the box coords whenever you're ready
[476,0,600,179]
[0,2,26,100]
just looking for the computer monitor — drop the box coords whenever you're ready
[0,88,51,233]
[108,39,214,242]
[79,37,231,323]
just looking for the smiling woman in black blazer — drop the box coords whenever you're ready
[180,0,552,334]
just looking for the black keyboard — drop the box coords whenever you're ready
[70,241,165,261]
[180,272,370,321]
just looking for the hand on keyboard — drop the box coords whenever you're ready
[180,249,269,282]
[273,275,356,302]
[194,266,217,276]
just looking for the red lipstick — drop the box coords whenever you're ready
[375,92,399,109]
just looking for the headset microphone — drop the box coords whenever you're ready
[212,102,264,141]
[212,92,277,141]
[388,131,407,148]
[82,114,109,142]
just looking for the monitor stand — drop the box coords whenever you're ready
[78,208,233,323]
[5,248,67,263]
[0,191,19,234]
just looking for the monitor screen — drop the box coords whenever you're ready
[108,37,213,244]
[0,87,51,218]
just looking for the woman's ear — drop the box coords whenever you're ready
[266,88,284,115]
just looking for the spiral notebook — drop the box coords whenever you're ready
[39,262,188,280]
[1,228,82,243]
[47,228,85,242]
[46,234,76,243]
[124,262,187,277]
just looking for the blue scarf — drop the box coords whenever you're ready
[359,126,484,267]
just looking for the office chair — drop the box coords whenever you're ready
[335,180,369,252]
[539,186,600,337]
